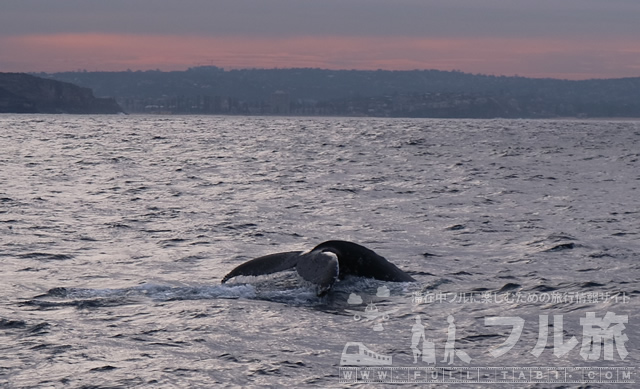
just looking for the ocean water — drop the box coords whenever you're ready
[0,115,638,388]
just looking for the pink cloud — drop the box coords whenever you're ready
[1,33,639,79]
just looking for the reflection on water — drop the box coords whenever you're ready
[1,115,638,387]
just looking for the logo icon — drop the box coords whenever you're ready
[340,342,393,366]
[410,315,436,364]
[345,287,398,332]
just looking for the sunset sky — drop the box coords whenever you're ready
[1,0,639,80]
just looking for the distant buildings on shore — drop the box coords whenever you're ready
[117,91,532,118]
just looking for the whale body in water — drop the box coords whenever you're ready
[221,240,415,295]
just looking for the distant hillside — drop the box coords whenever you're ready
[42,67,640,118]
[0,73,123,114]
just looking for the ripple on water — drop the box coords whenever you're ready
[0,116,638,386]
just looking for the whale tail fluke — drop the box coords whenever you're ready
[221,240,415,295]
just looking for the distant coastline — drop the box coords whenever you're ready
[38,67,640,119]
[0,73,123,114]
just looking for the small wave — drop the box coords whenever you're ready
[528,284,557,292]
[588,252,615,258]
[528,233,576,246]
[0,318,27,329]
[17,252,74,261]
[581,281,605,288]
[543,242,576,252]
[90,365,118,372]
[498,283,521,292]
[328,187,359,193]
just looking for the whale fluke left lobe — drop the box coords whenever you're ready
[221,251,301,283]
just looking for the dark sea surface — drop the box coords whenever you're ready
[1,115,639,388]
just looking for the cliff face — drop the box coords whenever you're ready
[0,73,123,114]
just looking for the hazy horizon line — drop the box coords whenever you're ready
[16,65,637,82]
